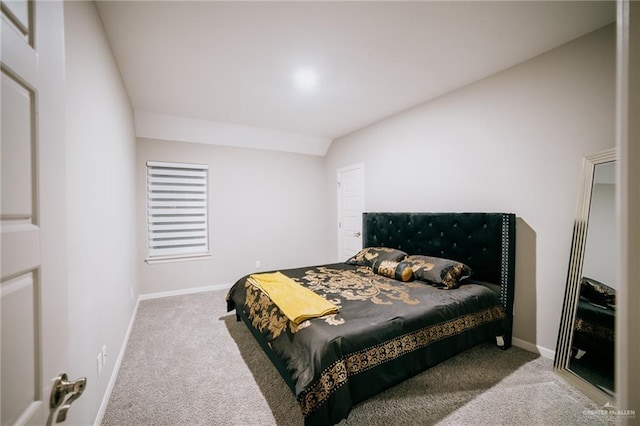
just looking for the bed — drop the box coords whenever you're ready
[226,212,516,425]
[571,277,615,368]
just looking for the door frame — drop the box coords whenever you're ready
[615,0,640,417]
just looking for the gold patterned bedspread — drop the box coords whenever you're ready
[227,262,507,426]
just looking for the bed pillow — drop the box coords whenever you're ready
[580,276,616,307]
[346,247,407,268]
[404,255,472,289]
[372,259,414,282]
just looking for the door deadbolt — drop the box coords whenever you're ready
[50,373,87,423]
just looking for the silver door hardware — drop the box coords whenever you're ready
[49,373,87,423]
[354,232,361,237]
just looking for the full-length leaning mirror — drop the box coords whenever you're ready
[555,148,617,405]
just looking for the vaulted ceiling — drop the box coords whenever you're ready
[97,1,615,147]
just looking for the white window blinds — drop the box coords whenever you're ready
[146,161,209,260]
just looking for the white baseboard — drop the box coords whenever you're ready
[94,297,140,426]
[139,283,233,301]
[512,337,555,360]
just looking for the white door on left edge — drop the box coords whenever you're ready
[337,164,365,261]
[1,1,81,424]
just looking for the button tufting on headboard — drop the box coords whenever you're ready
[362,212,516,348]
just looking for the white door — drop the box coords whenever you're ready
[337,164,365,261]
[1,1,77,425]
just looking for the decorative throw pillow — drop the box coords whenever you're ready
[580,277,616,307]
[372,259,414,282]
[346,247,407,268]
[404,255,472,289]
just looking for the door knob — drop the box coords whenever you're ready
[354,232,361,237]
[49,373,87,423]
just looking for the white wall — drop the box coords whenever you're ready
[64,2,138,424]
[324,25,616,351]
[137,138,329,295]
[582,183,617,288]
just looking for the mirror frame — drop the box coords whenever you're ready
[555,147,617,405]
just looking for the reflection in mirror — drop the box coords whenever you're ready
[555,148,616,405]
[569,161,616,396]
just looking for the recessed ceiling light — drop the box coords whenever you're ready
[293,68,318,91]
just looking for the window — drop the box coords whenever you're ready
[146,161,210,262]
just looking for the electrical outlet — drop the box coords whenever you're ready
[255,260,261,269]
[102,345,107,367]
[97,352,103,377]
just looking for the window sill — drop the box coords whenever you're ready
[145,253,212,265]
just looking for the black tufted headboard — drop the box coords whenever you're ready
[363,212,516,346]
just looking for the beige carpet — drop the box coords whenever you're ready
[102,290,613,425]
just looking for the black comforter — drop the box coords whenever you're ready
[227,262,507,425]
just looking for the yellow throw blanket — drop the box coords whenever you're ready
[248,272,338,325]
